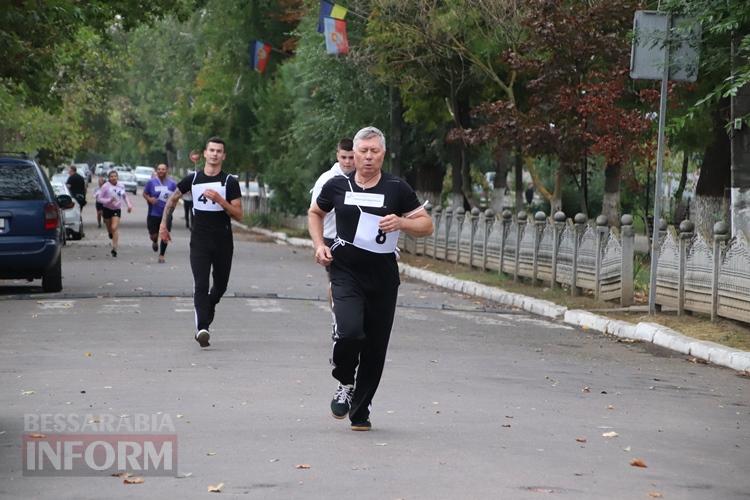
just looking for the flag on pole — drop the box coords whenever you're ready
[324,17,349,55]
[249,40,271,73]
[317,0,348,33]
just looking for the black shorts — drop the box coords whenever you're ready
[102,207,121,219]
[95,202,103,211]
[147,215,172,235]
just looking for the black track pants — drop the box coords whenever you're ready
[190,231,233,331]
[330,258,399,423]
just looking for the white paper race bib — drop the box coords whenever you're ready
[192,182,226,212]
[353,211,399,254]
[112,187,125,199]
[155,185,172,201]
[345,191,385,208]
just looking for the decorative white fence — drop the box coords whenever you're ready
[398,206,750,324]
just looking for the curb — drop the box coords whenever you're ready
[236,221,750,373]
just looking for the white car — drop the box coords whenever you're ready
[116,169,138,194]
[51,181,84,240]
[134,166,154,186]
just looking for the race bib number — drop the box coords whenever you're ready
[344,192,385,208]
[353,211,399,254]
[155,185,172,201]
[113,187,125,199]
[192,182,226,212]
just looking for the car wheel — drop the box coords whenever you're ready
[42,255,63,293]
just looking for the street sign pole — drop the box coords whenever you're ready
[648,14,671,315]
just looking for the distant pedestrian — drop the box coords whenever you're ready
[99,170,133,257]
[183,182,193,230]
[308,126,433,431]
[160,137,242,347]
[143,163,177,263]
[94,176,105,228]
[66,165,87,209]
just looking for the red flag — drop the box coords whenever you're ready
[324,18,348,55]
[249,40,271,73]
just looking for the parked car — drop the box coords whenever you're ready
[117,170,138,194]
[95,162,114,177]
[51,172,68,185]
[0,154,66,292]
[134,166,154,186]
[50,181,84,240]
[73,163,92,184]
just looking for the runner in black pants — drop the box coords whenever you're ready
[308,126,433,431]
[159,137,242,347]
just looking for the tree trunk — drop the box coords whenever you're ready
[514,150,523,213]
[602,161,621,227]
[491,145,510,213]
[389,87,403,177]
[550,164,564,214]
[694,100,731,239]
[580,158,589,215]
[673,151,690,223]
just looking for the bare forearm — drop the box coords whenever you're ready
[161,192,182,225]
[400,214,433,238]
[308,209,326,248]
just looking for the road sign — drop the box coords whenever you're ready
[189,150,201,164]
[630,11,701,82]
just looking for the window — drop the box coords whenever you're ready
[0,164,45,200]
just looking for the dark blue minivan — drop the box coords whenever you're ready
[0,155,69,292]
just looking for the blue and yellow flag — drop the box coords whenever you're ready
[317,0,347,33]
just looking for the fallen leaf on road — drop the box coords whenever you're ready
[206,452,216,456]
[602,431,619,438]
[176,472,193,478]
[295,464,311,469]
[21,390,35,396]
[576,437,587,443]
[123,476,144,484]
[607,405,615,410]
[112,472,130,478]
[375,443,388,446]
[207,482,224,492]
[687,357,708,364]
[501,424,511,428]
[648,492,663,498]
[84,352,92,357]
[269,458,279,463]
[582,386,591,393]
[623,446,632,452]
[630,458,647,468]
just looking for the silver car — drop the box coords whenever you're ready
[116,170,138,194]
[134,166,154,186]
[50,181,84,240]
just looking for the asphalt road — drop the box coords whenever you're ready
[0,184,748,499]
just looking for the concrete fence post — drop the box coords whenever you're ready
[532,211,546,285]
[432,205,442,260]
[711,221,730,322]
[482,209,495,271]
[443,207,453,261]
[514,211,527,282]
[620,214,634,306]
[469,207,480,268]
[499,209,512,276]
[551,211,566,289]
[454,207,466,264]
[677,219,694,316]
[571,213,587,296]
[594,214,609,302]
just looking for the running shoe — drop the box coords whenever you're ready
[111,249,117,258]
[195,329,210,347]
[350,419,371,431]
[158,255,165,264]
[108,232,112,239]
[330,383,354,419]
[152,241,158,252]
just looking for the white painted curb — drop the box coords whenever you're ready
[237,223,750,373]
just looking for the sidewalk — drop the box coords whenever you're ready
[236,221,750,374]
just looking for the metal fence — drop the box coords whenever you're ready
[398,206,750,324]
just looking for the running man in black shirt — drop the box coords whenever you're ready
[308,126,433,430]
[160,137,243,347]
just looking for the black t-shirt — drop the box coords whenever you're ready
[177,170,241,234]
[316,172,421,264]
[66,173,86,198]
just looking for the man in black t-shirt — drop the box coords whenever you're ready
[309,126,433,431]
[160,137,243,347]
[66,166,87,209]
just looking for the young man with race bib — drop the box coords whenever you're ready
[308,126,433,431]
[159,137,242,347]
[143,163,177,263]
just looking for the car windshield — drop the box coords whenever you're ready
[0,164,45,200]
[135,167,153,175]
[119,172,135,181]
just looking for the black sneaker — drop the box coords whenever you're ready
[108,232,112,239]
[111,249,117,257]
[350,419,371,431]
[152,241,158,252]
[195,329,210,347]
[330,383,354,419]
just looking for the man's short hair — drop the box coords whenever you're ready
[353,127,386,150]
[69,166,77,173]
[206,136,225,148]
[337,138,353,151]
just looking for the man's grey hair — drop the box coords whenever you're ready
[353,126,386,150]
